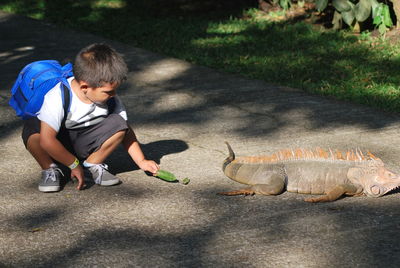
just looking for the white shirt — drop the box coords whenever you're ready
[37,77,127,132]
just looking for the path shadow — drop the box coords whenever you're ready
[106,139,189,174]
[9,206,66,230]
[7,185,400,267]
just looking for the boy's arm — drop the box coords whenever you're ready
[122,126,159,174]
[40,121,85,190]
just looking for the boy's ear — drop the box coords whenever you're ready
[78,80,90,92]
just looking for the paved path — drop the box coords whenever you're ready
[1,10,400,267]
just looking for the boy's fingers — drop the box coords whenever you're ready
[153,163,160,172]
[71,174,85,190]
[152,165,159,174]
[76,177,85,190]
[77,182,84,190]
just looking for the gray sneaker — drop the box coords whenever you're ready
[84,163,120,186]
[39,164,63,192]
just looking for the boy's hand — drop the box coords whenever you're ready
[137,159,159,174]
[71,165,85,190]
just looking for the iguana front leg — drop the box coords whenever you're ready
[304,184,359,203]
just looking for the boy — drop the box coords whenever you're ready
[22,43,159,192]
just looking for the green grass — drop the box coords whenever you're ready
[1,0,400,112]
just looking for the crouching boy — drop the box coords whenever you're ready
[22,43,159,192]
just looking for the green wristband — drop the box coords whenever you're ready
[68,158,79,169]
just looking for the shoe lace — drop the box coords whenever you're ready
[45,166,64,182]
[91,163,109,184]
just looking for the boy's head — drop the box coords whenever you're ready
[74,43,128,88]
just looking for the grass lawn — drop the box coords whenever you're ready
[1,0,400,112]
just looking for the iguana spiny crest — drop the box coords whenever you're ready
[232,146,383,166]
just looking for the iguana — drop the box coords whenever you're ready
[219,142,400,202]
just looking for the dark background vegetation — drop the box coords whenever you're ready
[1,0,400,112]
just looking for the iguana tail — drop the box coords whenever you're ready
[222,142,235,172]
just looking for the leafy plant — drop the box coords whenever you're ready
[278,0,292,10]
[2,1,400,112]
[372,2,393,34]
[316,0,393,34]
[359,29,372,39]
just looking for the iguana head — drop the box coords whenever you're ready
[348,162,400,197]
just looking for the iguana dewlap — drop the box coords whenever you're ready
[220,142,400,202]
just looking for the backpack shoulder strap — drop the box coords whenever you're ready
[60,83,71,128]
[60,62,73,126]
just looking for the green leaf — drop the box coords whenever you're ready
[341,2,355,26]
[181,177,190,185]
[373,14,382,25]
[378,23,387,34]
[155,170,178,182]
[370,0,380,17]
[333,0,352,12]
[355,0,371,22]
[332,10,343,30]
[373,3,383,19]
[383,4,393,27]
[280,0,290,10]
[316,0,329,12]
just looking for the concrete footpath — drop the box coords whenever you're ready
[1,10,400,267]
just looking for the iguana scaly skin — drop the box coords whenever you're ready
[220,142,400,202]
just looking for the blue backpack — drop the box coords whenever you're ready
[9,60,73,120]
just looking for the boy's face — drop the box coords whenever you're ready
[82,82,119,104]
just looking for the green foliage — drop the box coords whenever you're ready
[316,0,329,11]
[341,2,355,25]
[355,0,372,22]
[373,3,393,34]
[332,0,352,12]
[359,30,372,40]
[1,1,400,112]
[269,0,292,10]
[279,0,291,10]
[315,0,394,34]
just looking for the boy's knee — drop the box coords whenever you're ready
[114,129,127,139]
[26,133,40,150]
[22,117,41,148]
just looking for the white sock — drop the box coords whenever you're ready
[49,163,58,169]
[83,161,95,168]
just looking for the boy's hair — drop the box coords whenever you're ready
[74,43,128,88]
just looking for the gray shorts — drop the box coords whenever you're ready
[22,114,129,160]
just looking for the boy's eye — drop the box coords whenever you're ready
[104,91,115,96]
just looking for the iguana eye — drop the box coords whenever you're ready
[385,171,398,179]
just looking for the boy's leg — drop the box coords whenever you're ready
[22,118,64,192]
[71,114,128,186]
[26,133,53,170]
[86,130,125,164]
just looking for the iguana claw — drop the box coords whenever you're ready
[217,189,255,196]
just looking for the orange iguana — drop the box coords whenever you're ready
[219,142,400,202]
